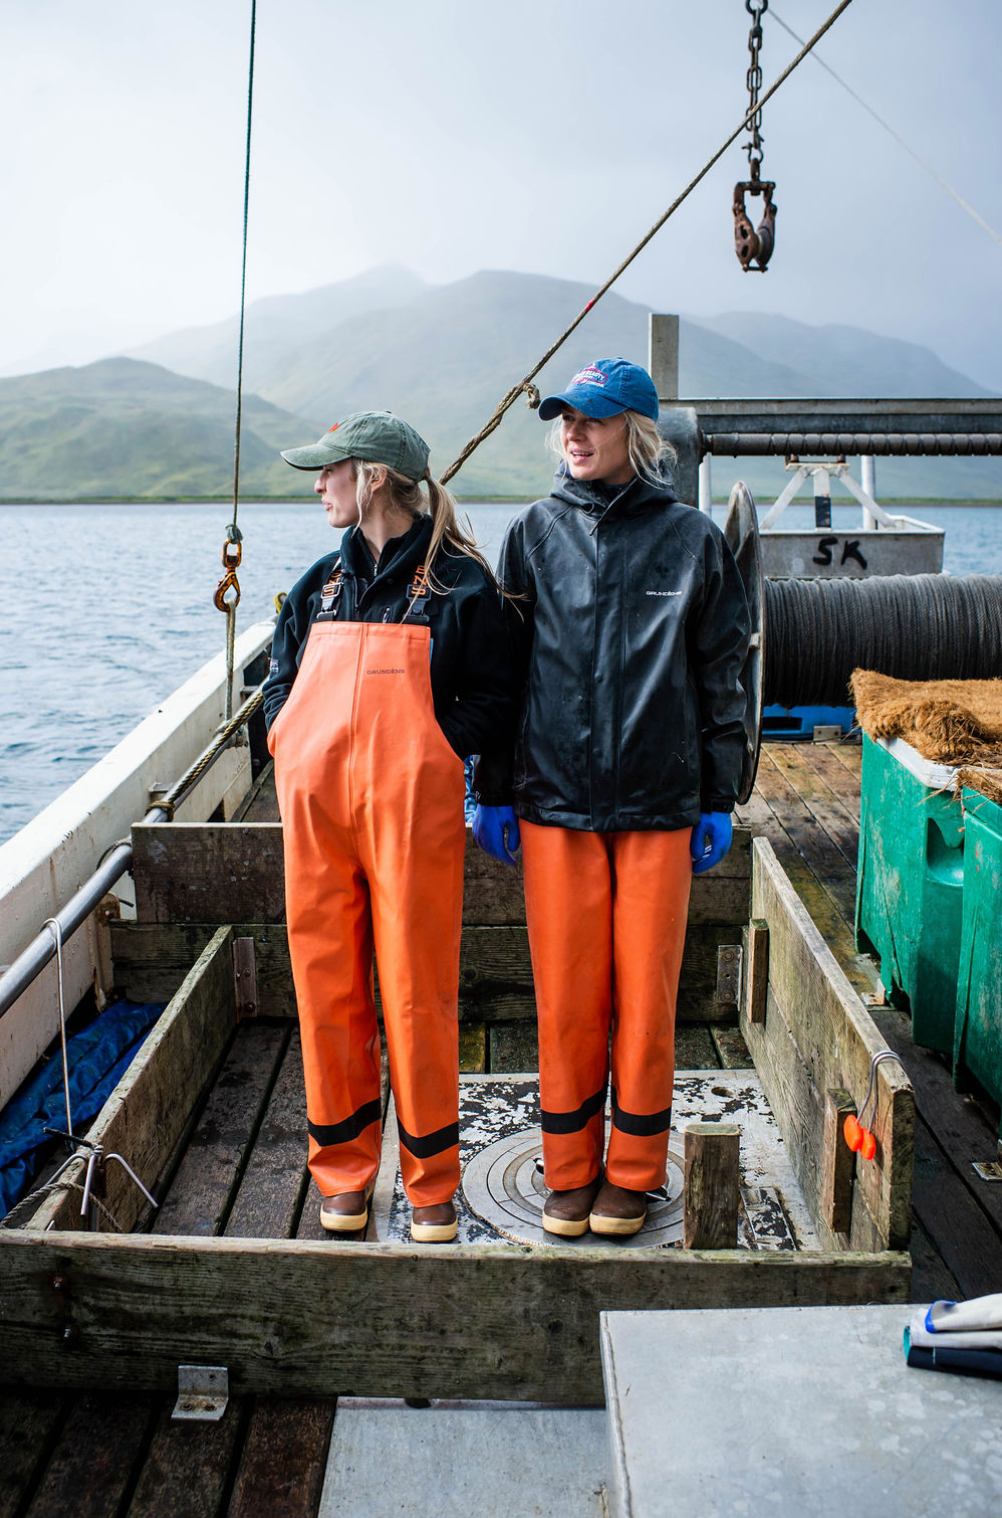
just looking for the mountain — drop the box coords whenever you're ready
[0,358,323,500]
[1,268,998,501]
[695,312,994,400]
[129,265,428,399]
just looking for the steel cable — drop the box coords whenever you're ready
[763,575,1002,707]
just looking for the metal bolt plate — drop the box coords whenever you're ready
[172,1365,229,1422]
[461,1125,685,1247]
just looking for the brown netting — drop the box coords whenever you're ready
[850,671,1002,766]
[958,766,1002,807]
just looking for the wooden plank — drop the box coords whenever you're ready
[0,1391,67,1518]
[742,918,769,1025]
[21,1392,156,1518]
[131,823,750,930]
[766,745,860,868]
[822,1088,857,1236]
[227,1398,336,1518]
[801,744,863,825]
[489,1021,539,1073]
[683,1124,740,1249]
[124,1396,247,1518]
[675,1025,719,1070]
[0,1232,911,1404]
[132,823,286,924]
[753,752,859,926]
[741,840,914,1252]
[26,928,237,1235]
[459,1023,487,1073]
[710,1027,754,1070]
[153,1021,290,1238]
[225,1032,311,1241]
[907,1112,1002,1301]
[827,739,864,778]
[907,1215,963,1305]
[678,924,754,1025]
[871,1007,1002,1237]
[735,792,879,1001]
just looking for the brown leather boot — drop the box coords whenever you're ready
[411,1200,458,1243]
[319,1185,373,1233]
[589,1180,648,1237]
[542,1175,604,1237]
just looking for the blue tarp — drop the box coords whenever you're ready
[0,999,163,1218]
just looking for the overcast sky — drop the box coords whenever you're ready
[3,0,1001,389]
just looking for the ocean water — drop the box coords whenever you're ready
[2,498,1001,846]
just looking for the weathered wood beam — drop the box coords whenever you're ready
[0,1232,910,1403]
[683,1123,741,1249]
[129,824,751,930]
[741,839,914,1252]
[25,928,237,1234]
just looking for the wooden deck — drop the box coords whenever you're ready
[1,740,999,1516]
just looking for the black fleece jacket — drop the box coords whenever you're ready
[474,467,751,831]
[262,515,518,761]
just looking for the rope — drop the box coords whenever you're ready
[763,574,1002,707]
[218,0,257,720]
[768,9,1002,250]
[440,0,856,486]
[146,684,264,822]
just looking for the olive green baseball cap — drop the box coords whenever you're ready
[280,410,430,481]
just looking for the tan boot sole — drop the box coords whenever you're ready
[411,1217,458,1243]
[589,1209,647,1237]
[542,1211,590,1238]
[320,1205,369,1232]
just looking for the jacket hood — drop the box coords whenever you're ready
[548,463,678,519]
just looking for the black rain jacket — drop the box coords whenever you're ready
[474,467,751,831]
[262,514,518,761]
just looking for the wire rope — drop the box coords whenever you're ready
[440,0,857,484]
[768,8,1002,249]
[763,574,1002,707]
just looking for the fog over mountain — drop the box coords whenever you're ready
[3,267,998,501]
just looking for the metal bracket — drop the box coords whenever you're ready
[972,1161,1002,1182]
[716,944,742,1004]
[172,1365,229,1422]
[233,937,258,1019]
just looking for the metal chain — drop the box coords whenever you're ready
[745,0,769,179]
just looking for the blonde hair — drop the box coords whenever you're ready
[547,408,677,485]
[350,459,497,589]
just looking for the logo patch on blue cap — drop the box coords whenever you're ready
[571,364,608,388]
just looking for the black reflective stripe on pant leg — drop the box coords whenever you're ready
[396,1116,460,1159]
[610,1087,672,1138]
[308,1098,382,1148]
[540,1084,607,1136]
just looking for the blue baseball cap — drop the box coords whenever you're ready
[538,357,659,421]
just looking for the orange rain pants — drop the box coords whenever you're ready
[520,821,692,1193]
[268,621,466,1207]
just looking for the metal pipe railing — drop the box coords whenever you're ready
[0,685,264,1019]
[704,431,1002,458]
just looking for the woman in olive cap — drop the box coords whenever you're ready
[265,411,516,1242]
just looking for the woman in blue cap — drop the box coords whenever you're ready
[473,358,750,1238]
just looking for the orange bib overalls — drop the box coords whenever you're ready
[269,620,466,1207]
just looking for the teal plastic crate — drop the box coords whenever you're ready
[954,787,1002,1122]
[856,735,965,1055]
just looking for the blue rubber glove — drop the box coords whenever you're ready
[690,812,733,875]
[472,805,521,867]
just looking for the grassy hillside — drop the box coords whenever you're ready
[1,268,999,501]
[0,359,323,500]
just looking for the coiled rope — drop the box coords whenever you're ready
[440,0,856,485]
[763,574,1002,708]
